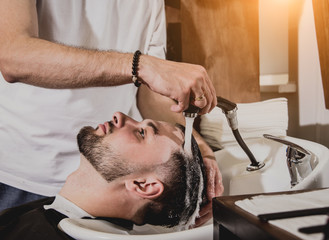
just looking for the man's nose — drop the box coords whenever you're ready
[112,112,125,128]
[112,112,137,128]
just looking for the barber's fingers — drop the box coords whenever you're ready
[140,56,216,114]
[170,102,183,113]
[197,66,216,113]
[170,78,203,113]
[191,87,208,109]
[170,64,215,114]
[190,77,216,115]
[210,165,224,198]
[201,78,217,114]
[215,169,224,197]
[203,71,217,113]
[193,212,212,228]
[205,159,224,199]
[206,165,216,200]
[191,169,223,229]
[209,80,217,111]
[170,91,190,113]
[213,159,224,197]
[199,201,212,218]
[191,89,210,115]
[172,85,215,114]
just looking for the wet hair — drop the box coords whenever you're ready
[140,133,208,229]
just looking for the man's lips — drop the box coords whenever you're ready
[97,121,111,134]
[104,121,110,133]
[97,124,106,134]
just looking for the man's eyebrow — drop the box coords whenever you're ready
[175,123,185,136]
[147,122,159,135]
[175,123,186,148]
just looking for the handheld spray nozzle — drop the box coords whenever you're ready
[183,105,200,118]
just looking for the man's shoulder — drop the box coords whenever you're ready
[0,197,55,219]
[0,197,74,240]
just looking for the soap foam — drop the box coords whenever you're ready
[174,148,205,231]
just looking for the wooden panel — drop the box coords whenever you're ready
[180,0,260,103]
[312,0,329,109]
[165,1,182,62]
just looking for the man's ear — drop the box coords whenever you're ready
[125,177,164,199]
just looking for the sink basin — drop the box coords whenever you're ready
[59,218,213,240]
[59,135,328,240]
[215,136,329,196]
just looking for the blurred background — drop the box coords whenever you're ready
[164,0,329,148]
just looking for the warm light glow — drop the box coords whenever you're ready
[259,0,289,78]
[276,0,289,4]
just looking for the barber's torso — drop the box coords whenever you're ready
[0,0,166,196]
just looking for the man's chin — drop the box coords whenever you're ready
[77,126,99,153]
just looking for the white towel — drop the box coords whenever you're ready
[235,188,329,240]
[200,98,289,149]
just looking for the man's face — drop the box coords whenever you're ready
[77,112,185,181]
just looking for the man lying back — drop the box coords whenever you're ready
[0,112,208,240]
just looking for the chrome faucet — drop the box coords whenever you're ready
[263,134,314,187]
[217,96,265,171]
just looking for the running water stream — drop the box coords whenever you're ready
[184,116,194,155]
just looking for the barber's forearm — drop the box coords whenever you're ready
[0,0,133,88]
[0,37,133,88]
[137,85,183,123]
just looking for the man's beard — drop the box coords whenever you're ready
[77,126,132,182]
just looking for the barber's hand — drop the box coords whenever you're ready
[203,155,224,201]
[193,154,224,228]
[191,131,224,228]
[139,55,217,115]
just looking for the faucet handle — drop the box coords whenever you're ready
[264,134,313,187]
[263,134,310,156]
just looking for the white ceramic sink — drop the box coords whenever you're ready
[59,218,213,240]
[59,135,329,240]
[215,136,329,196]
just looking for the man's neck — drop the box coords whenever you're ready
[59,158,139,222]
[44,194,93,219]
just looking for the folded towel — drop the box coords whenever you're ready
[200,98,289,149]
[235,188,329,240]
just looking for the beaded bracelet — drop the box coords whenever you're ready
[132,50,142,87]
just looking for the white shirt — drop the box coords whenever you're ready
[46,195,132,235]
[44,194,93,219]
[0,0,166,196]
